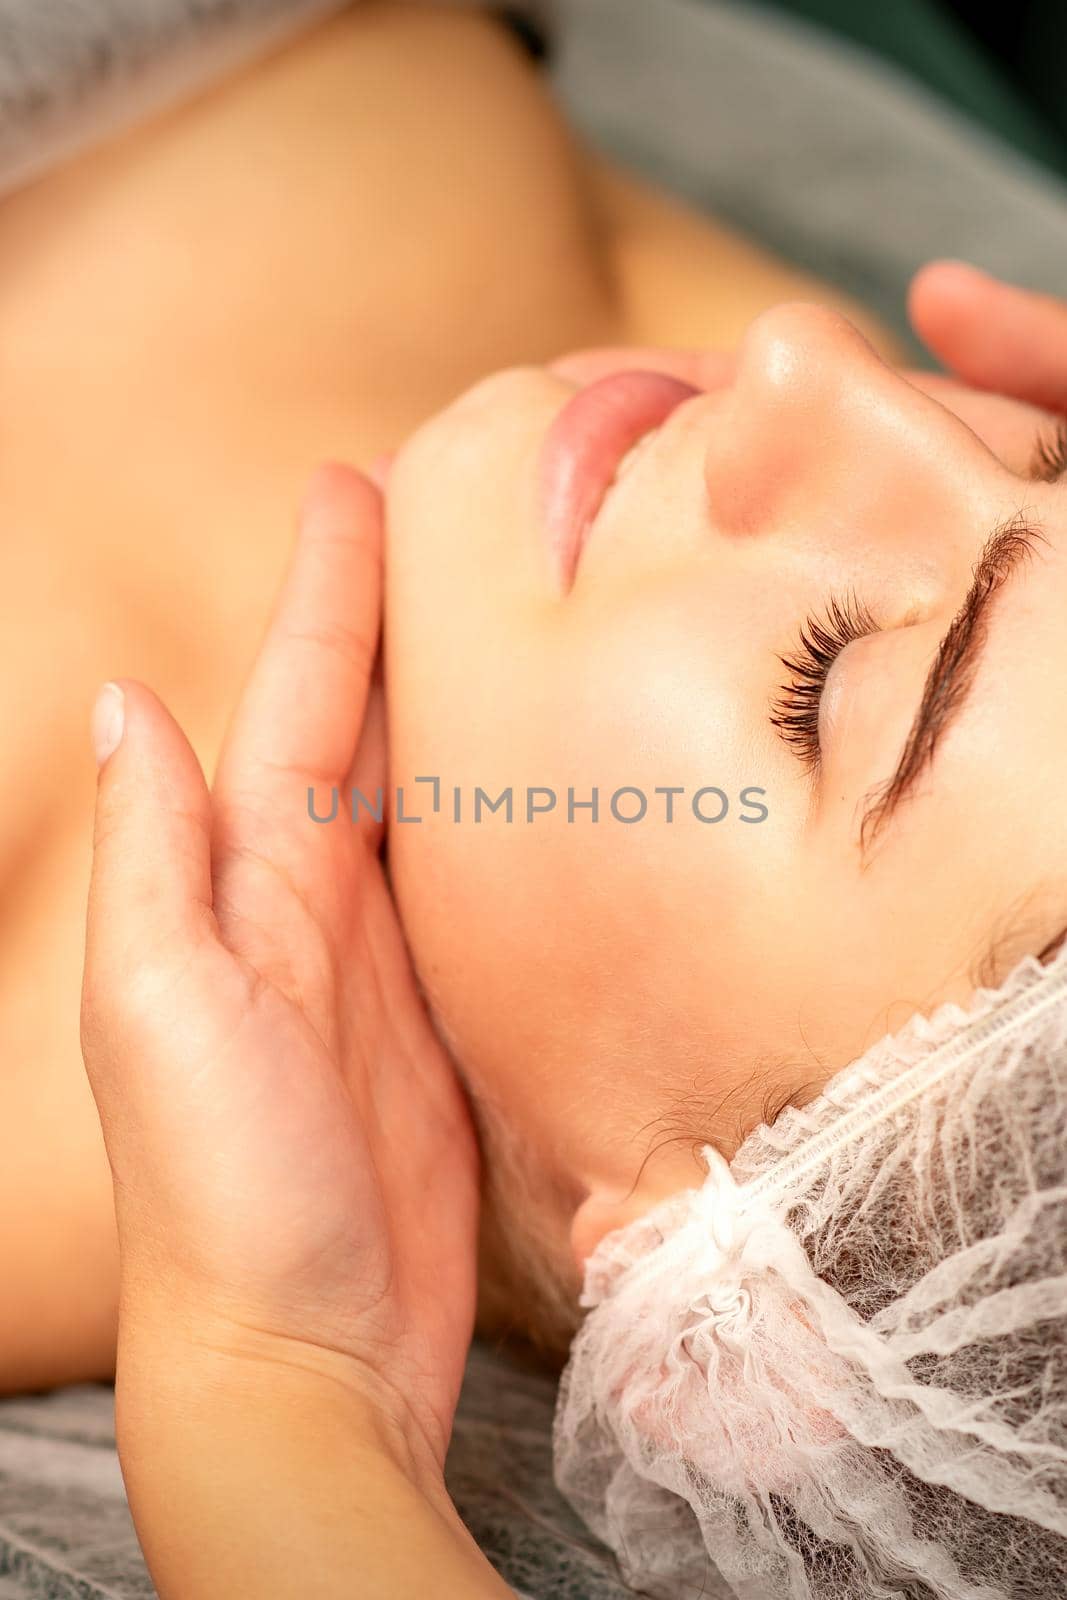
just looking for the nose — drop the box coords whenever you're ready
[702,301,980,541]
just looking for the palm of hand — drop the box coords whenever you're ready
[83,467,479,1465]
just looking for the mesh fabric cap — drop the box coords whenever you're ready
[553,941,1067,1598]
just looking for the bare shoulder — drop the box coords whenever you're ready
[0,863,119,1393]
[583,149,906,362]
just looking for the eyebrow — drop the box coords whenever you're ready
[858,516,1045,858]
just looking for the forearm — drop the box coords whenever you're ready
[115,1320,513,1600]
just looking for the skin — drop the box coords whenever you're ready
[80,467,508,1598]
[76,281,1067,1590]
[0,0,897,1393]
[385,300,1067,1349]
[0,0,1061,1395]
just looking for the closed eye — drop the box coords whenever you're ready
[769,592,879,774]
[769,517,1045,846]
[1030,416,1067,483]
[769,412,1062,785]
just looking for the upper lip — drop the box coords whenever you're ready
[536,370,702,591]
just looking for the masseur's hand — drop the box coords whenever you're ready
[80,466,503,1599]
[910,260,1067,415]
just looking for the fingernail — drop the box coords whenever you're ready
[91,682,125,766]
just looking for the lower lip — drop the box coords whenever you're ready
[537,370,701,590]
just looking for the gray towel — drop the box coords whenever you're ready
[0,1343,622,1600]
[0,0,353,195]
[0,1,558,197]
[552,0,1067,361]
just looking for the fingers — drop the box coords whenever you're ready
[348,667,387,850]
[210,463,384,971]
[549,346,738,390]
[909,261,1067,414]
[215,463,383,808]
[82,680,215,1058]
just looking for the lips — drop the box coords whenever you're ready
[537,370,701,590]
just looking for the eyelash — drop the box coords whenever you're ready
[770,418,1063,773]
[769,592,878,772]
[1032,416,1067,482]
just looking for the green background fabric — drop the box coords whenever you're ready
[737,0,1067,178]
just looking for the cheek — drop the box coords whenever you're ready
[385,591,798,1163]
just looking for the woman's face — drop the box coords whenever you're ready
[384,303,1067,1315]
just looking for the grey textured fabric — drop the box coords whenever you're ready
[1,1,1066,1596]
[0,1,556,197]
[0,1343,622,1600]
[0,1385,154,1599]
[551,0,1067,362]
[0,0,344,196]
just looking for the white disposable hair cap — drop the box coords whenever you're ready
[553,940,1067,1598]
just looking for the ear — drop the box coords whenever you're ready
[569,1145,710,1273]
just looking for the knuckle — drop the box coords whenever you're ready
[91,804,125,859]
[284,616,376,679]
[82,944,183,1055]
[122,947,189,1038]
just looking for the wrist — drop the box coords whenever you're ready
[109,1308,506,1600]
[115,1293,450,1502]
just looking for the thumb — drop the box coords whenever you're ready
[909,261,1067,414]
[81,680,216,1084]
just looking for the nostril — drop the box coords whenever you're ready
[701,302,901,537]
